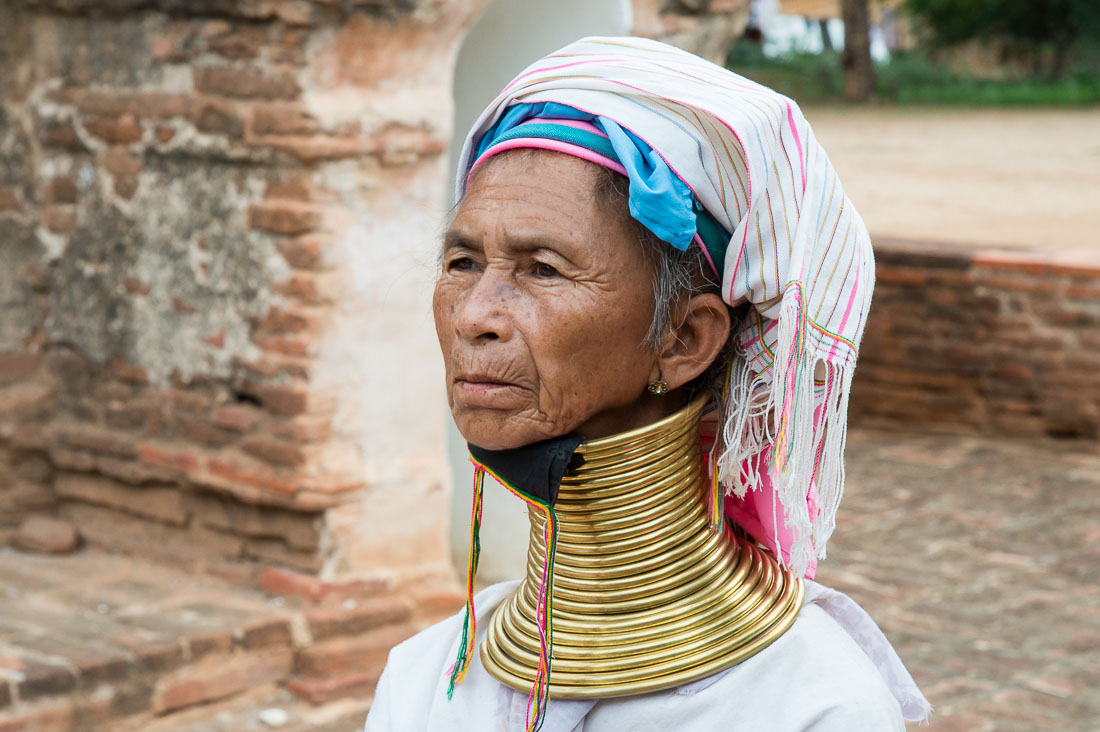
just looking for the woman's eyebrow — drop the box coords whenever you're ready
[442,230,479,252]
[443,229,574,259]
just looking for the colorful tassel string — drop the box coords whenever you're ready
[447,465,485,698]
[463,456,557,732]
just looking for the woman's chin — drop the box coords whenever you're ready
[452,411,554,451]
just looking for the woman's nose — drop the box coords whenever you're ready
[454,267,515,343]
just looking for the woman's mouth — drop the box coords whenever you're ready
[454,375,523,408]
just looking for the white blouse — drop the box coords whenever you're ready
[363,580,929,732]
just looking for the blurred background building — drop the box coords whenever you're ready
[0,0,1097,730]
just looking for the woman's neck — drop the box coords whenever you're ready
[480,395,804,699]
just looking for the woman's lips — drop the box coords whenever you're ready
[454,377,523,408]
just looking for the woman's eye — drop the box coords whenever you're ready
[533,261,560,278]
[447,257,476,273]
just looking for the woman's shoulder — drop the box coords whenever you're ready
[725,601,906,729]
[364,581,520,732]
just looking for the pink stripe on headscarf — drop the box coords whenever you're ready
[466,118,629,184]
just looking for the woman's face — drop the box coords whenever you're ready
[434,150,666,451]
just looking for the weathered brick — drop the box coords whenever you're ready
[260,135,365,164]
[243,537,323,573]
[39,119,84,149]
[264,175,313,201]
[258,567,327,604]
[75,91,189,119]
[83,115,143,144]
[253,333,312,357]
[192,494,320,551]
[187,632,233,661]
[206,27,265,60]
[15,657,77,701]
[193,67,300,100]
[305,596,413,641]
[259,567,389,605]
[192,101,245,139]
[103,403,152,432]
[177,415,237,448]
[276,236,326,269]
[17,636,132,687]
[211,404,262,432]
[241,435,306,468]
[248,202,320,236]
[54,473,189,526]
[156,388,209,414]
[971,250,1048,275]
[247,382,309,417]
[0,353,40,383]
[57,427,137,459]
[364,126,445,161]
[0,186,22,213]
[272,271,343,304]
[136,444,199,475]
[204,457,298,497]
[238,617,293,649]
[269,414,331,444]
[13,515,79,554]
[103,148,142,176]
[1,481,57,528]
[41,205,76,235]
[0,698,74,732]
[294,625,414,678]
[43,177,77,205]
[410,587,464,623]
[877,266,928,286]
[256,306,313,334]
[233,353,311,381]
[252,104,320,136]
[152,648,292,714]
[113,175,139,200]
[109,635,185,676]
[61,503,244,563]
[286,671,378,705]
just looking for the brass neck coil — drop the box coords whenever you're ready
[480,396,804,699]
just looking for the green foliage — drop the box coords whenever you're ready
[906,0,1100,46]
[904,0,1100,78]
[726,45,845,102]
[726,42,1100,105]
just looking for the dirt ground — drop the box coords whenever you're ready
[806,107,1100,251]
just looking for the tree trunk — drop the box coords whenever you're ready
[1049,31,1075,81]
[819,18,835,54]
[841,0,875,101]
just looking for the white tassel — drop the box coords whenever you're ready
[715,290,856,578]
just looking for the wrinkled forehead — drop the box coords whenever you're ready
[452,148,621,233]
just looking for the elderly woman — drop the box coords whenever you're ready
[365,37,930,732]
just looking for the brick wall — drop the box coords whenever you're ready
[852,239,1100,439]
[0,0,485,587]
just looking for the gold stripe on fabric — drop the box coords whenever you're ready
[480,394,803,699]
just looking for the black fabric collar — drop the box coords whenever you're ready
[468,434,585,506]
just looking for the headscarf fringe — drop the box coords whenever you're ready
[715,291,855,578]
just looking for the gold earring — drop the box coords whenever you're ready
[647,379,669,395]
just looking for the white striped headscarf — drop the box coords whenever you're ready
[456,36,875,578]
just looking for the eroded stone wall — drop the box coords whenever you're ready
[0,0,484,589]
[852,240,1100,439]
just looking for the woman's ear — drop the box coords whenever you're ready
[655,293,731,390]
